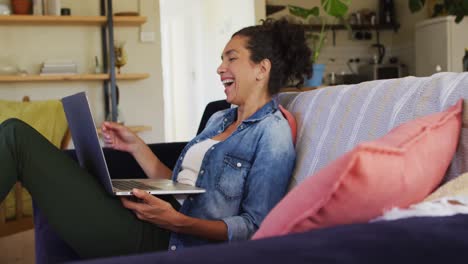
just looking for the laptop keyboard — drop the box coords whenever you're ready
[113,180,156,190]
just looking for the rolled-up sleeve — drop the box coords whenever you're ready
[222,215,253,241]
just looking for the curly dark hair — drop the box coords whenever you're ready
[232,18,312,95]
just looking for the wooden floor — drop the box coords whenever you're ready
[0,229,35,264]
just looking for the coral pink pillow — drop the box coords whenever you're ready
[253,100,463,240]
[279,104,297,145]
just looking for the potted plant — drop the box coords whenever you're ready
[288,0,350,87]
[409,0,468,23]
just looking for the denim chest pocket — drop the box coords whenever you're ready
[216,154,252,200]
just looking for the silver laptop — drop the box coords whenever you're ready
[61,92,205,196]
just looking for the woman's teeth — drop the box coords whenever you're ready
[222,79,234,87]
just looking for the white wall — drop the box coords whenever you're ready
[255,0,267,24]
[199,0,256,105]
[0,0,166,145]
[392,0,428,75]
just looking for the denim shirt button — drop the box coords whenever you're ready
[211,146,215,150]
[200,170,205,174]
[179,156,183,160]
[236,162,242,168]
[170,245,177,251]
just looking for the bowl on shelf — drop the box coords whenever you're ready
[0,65,19,75]
[0,4,11,15]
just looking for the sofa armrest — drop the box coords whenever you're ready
[34,141,188,264]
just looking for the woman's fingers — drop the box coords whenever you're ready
[121,196,145,211]
[101,130,114,146]
[132,189,152,202]
[103,121,127,133]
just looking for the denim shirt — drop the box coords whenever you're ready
[168,99,296,251]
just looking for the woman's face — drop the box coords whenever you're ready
[217,35,266,106]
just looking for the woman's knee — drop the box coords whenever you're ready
[1,118,29,129]
[0,118,33,137]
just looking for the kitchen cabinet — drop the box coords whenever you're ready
[415,16,468,76]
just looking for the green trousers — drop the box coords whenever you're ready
[0,118,172,259]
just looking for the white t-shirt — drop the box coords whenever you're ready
[175,139,218,204]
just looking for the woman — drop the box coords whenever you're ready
[0,19,311,259]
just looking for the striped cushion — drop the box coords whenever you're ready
[279,72,468,190]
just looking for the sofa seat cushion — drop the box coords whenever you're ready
[253,100,462,239]
[74,215,468,264]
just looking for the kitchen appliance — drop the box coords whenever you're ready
[379,0,395,25]
[359,64,401,80]
[370,43,386,64]
[415,17,468,76]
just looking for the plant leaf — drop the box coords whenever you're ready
[288,5,319,19]
[463,0,468,11]
[321,0,349,18]
[432,4,444,17]
[409,0,426,13]
[447,0,468,23]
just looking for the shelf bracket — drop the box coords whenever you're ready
[376,28,380,45]
[106,0,118,122]
[100,0,110,119]
[332,28,336,46]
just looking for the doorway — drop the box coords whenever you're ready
[159,0,256,141]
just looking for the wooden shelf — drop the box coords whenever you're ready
[303,23,400,32]
[0,73,150,83]
[97,125,152,134]
[266,5,286,16]
[127,125,152,133]
[0,15,147,26]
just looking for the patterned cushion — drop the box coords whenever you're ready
[253,100,462,239]
[279,72,468,190]
[424,172,468,202]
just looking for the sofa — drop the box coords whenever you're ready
[33,72,468,263]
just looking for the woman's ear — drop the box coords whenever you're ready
[256,58,271,81]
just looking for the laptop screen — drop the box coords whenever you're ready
[61,92,114,195]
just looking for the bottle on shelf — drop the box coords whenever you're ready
[32,0,43,15]
[47,0,61,16]
[463,48,468,72]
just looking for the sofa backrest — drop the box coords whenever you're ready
[279,72,468,190]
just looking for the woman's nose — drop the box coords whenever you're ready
[217,63,226,75]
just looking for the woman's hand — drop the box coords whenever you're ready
[101,122,142,154]
[122,189,228,240]
[102,122,173,180]
[121,189,185,231]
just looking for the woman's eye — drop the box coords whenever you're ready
[229,58,237,62]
